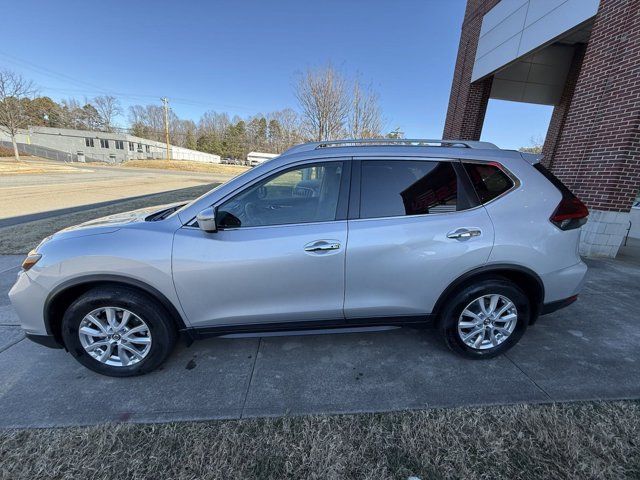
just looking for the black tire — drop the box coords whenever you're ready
[438,277,529,359]
[61,286,177,377]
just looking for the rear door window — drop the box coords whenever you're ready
[463,163,514,204]
[360,160,465,219]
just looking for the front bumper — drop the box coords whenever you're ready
[8,269,50,337]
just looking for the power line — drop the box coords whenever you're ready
[0,50,254,112]
[0,49,113,95]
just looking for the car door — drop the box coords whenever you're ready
[344,158,495,320]
[172,159,350,328]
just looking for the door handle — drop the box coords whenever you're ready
[447,228,482,240]
[304,241,341,252]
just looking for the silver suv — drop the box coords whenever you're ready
[9,139,589,376]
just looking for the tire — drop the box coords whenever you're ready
[61,286,177,377]
[438,277,529,359]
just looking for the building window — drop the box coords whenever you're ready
[85,138,94,147]
[138,143,143,152]
[145,145,150,153]
[115,140,124,150]
[128,142,135,151]
[100,139,110,149]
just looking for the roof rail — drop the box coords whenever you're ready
[282,138,499,155]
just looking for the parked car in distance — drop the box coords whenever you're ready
[9,139,589,376]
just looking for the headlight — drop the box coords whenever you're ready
[21,249,42,271]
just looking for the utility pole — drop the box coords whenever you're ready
[161,97,171,161]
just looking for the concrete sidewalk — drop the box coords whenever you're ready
[0,256,639,428]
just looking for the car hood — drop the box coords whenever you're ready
[42,202,185,244]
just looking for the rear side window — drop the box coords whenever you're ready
[360,160,463,219]
[533,163,574,196]
[463,163,514,204]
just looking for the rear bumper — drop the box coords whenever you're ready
[541,295,578,315]
[25,333,63,349]
[540,260,588,303]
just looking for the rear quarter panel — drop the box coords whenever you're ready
[484,158,583,301]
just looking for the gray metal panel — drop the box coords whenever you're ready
[523,0,567,27]
[518,0,599,55]
[480,0,528,36]
[472,0,598,82]
[473,35,522,80]
[489,43,575,105]
[475,3,528,59]
[521,82,564,105]
[490,78,527,102]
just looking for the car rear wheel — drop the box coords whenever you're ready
[439,277,529,359]
[61,287,177,376]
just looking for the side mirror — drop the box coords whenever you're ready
[196,206,217,233]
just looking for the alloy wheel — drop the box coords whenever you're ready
[78,307,152,367]
[457,294,518,350]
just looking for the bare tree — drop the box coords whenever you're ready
[198,110,231,138]
[0,70,36,161]
[269,108,303,150]
[295,65,349,141]
[348,78,383,138]
[93,95,122,132]
[519,134,544,154]
[128,104,167,141]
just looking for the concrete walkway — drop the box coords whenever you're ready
[0,256,639,428]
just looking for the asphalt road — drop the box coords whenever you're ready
[1,161,236,221]
[1,255,639,428]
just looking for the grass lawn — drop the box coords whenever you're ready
[0,157,86,175]
[122,159,250,176]
[1,401,638,479]
[0,184,216,255]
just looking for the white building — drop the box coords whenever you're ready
[0,126,220,164]
[247,151,279,167]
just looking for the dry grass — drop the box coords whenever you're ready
[0,184,215,254]
[122,159,249,176]
[0,157,84,175]
[1,401,638,479]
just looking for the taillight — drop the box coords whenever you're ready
[550,196,589,230]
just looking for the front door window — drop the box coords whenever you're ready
[217,162,343,228]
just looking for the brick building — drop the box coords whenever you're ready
[444,0,639,257]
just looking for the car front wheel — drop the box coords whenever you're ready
[61,287,177,376]
[439,277,529,359]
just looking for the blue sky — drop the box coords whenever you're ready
[2,0,551,149]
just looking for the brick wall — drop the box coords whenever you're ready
[548,0,640,212]
[443,0,499,140]
[542,44,587,169]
